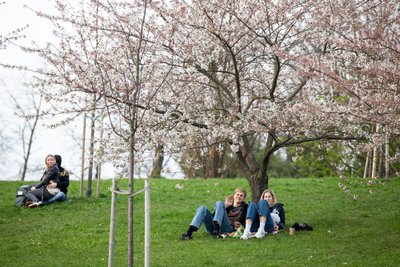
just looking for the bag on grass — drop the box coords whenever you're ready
[291,222,313,231]
[15,185,31,206]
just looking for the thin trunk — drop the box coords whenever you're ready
[363,151,370,178]
[385,134,390,178]
[127,131,134,267]
[144,177,150,267]
[86,104,96,198]
[80,113,87,197]
[371,124,380,179]
[378,144,384,178]
[149,144,164,178]
[108,178,118,267]
[21,97,42,181]
[96,111,105,198]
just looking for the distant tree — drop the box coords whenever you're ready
[7,85,42,181]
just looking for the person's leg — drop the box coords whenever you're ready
[25,190,41,203]
[180,206,214,240]
[212,201,233,235]
[241,202,260,239]
[255,199,275,238]
[43,192,66,205]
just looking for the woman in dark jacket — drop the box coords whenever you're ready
[240,189,285,239]
[25,154,60,208]
[43,155,70,205]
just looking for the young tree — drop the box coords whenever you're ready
[23,1,171,265]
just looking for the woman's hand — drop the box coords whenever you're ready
[30,186,36,191]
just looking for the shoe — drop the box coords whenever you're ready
[24,201,33,208]
[218,234,228,239]
[240,231,251,240]
[211,230,220,238]
[179,232,192,240]
[28,202,43,208]
[255,230,266,239]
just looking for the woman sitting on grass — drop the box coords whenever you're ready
[180,188,248,240]
[240,189,285,239]
[25,154,61,208]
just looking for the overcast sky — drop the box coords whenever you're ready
[0,1,108,181]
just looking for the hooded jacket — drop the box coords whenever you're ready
[55,155,70,195]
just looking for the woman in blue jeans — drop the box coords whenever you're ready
[180,188,248,240]
[241,189,285,239]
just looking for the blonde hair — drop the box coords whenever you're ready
[260,189,277,205]
[44,154,56,169]
[234,187,247,198]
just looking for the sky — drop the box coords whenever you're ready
[0,1,184,181]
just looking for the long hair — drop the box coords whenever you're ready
[260,189,277,205]
[44,154,56,170]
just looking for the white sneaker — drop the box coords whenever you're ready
[255,230,266,239]
[240,231,251,240]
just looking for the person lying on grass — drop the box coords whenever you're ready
[240,189,285,239]
[180,188,248,240]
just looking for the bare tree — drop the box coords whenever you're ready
[7,85,42,181]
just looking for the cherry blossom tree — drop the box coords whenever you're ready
[149,0,399,200]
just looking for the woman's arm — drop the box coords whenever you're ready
[35,166,59,189]
[277,204,286,229]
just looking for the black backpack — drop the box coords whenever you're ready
[15,185,31,206]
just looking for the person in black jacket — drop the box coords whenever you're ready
[25,154,61,208]
[240,189,285,239]
[180,188,248,240]
[42,154,70,205]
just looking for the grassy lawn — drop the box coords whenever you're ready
[0,177,399,266]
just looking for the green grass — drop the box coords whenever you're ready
[1,177,399,266]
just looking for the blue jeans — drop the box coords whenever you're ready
[246,200,275,233]
[190,201,233,234]
[43,192,67,205]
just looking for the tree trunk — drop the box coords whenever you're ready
[144,177,150,267]
[80,113,87,197]
[149,144,164,178]
[127,131,134,267]
[86,107,96,198]
[108,177,118,267]
[235,134,274,201]
[385,134,390,178]
[247,171,269,202]
[95,1,102,199]
[363,151,370,179]
[206,144,220,178]
[20,97,41,181]
[371,124,380,179]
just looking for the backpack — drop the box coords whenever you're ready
[15,185,31,206]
